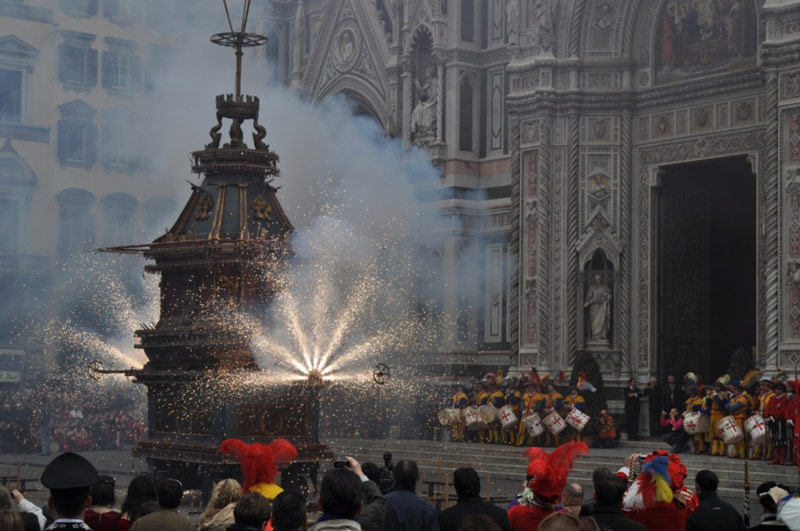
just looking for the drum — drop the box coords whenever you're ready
[478,405,498,424]
[438,408,460,426]
[683,412,710,435]
[565,408,590,432]
[463,406,481,430]
[522,413,545,437]
[542,410,566,435]
[498,405,519,429]
[716,415,744,445]
[744,414,767,443]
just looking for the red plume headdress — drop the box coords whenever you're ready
[523,441,589,503]
[220,438,298,493]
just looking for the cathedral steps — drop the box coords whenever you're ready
[328,438,798,502]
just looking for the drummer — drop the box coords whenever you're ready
[503,380,522,445]
[563,387,586,442]
[710,379,729,456]
[724,381,749,459]
[488,380,505,444]
[475,382,490,443]
[766,381,790,465]
[544,383,564,447]
[685,386,710,454]
[517,381,537,447]
[757,379,775,461]
[450,384,470,442]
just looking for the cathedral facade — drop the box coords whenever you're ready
[268,0,800,387]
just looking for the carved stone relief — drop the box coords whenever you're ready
[523,150,539,347]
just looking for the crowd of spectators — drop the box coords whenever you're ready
[2,445,799,531]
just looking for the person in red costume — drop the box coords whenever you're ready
[619,450,697,531]
[507,441,589,531]
[219,438,298,501]
[766,381,791,465]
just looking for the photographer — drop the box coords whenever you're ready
[660,408,690,454]
[342,457,386,531]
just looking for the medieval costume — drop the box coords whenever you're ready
[563,389,585,442]
[488,382,505,444]
[507,441,588,531]
[724,381,749,458]
[219,438,297,500]
[449,386,470,442]
[503,382,522,445]
[710,377,730,456]
[756,379,775,460]
[544,386,564,447]
[766,381,790,465]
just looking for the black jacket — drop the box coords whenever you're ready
[439,497,510,531]
[624,386,643,412]
[748,516,789,530]
[686,492,745,531]
[662,383,685,412]
[383,489,439,531]
[587,503,646,531]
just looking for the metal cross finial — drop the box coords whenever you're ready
[211,0,268,98]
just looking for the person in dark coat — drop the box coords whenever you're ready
[40,451,99,530]
[643,378,661,436]
[624,378,644,441]
[749,481,789,530]
[662,375,686,415]
[439,468,509,531]
[685,470,745,531]
[382,460,438,531]
[582,468,645,531]
[271,491,307,531]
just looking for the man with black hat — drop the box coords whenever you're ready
[40,451,99,530]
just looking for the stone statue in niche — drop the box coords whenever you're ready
[411,66,438,142]
[506,0,520,45]
[527,0,554,51]
[584,274,611,347]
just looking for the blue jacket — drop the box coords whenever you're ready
[382,489,439,531]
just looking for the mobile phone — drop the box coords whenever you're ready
[333,461,348,469]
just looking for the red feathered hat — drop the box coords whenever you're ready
[220,438,298,493]
[523,441,589,503]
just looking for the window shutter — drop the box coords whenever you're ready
[129,55,141,91]
[101,123,110,169]
[58,44,67,83]
[57,121,68,165]
[101,51,112,89]
[86,123,98,168]
[87,49,98,86]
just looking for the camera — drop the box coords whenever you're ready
[333,461,348,469]
[383,452,393,471]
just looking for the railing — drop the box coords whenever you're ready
[0,254,49,275]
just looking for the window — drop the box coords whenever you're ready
[104,0,138,25]
[0,198,19,253]
[459,76,473,152]
[461,0,474,42]
[57,100,97,169]
[102,108,137,172]
[102,39,140,93]
[101,193,137,246]
[57,188,95,255]
[59,45,97,88]
[0,69,21,122]
[59,0,98,18]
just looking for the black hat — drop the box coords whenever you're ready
[41,452,99,490]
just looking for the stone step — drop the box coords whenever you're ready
[327,439,795,502]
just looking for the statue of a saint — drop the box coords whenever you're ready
[528,0,554,51]
[411,66,438,141]
[584,274,611,344]
[506,0,520,45]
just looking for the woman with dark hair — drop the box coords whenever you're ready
[120,475,157,525]
[86,475,129,531]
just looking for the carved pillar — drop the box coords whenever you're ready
[565,111,580,362]
[436,57,445,142]
[619,109,633,372]
[509,117,522,370]
[765,67,780,369]
[401,58,412,144]
[538,114,552,368]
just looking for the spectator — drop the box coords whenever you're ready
[228,492,270,531]
[593,410,616,448]
[685,470,744,531]
[561,484,583,517]
[750,481,789,530]
[137,502,158,519]
[40,451,100,530]
[85,475,128,531]
[199,479,242,531]
[660,408,690,453]
[439,468,509,531]
[311,468,363,531]
[455,515,501,531]
[345,457,386,531]
[624,378,644,441]
[383,460,438,531]
[583,468,644,531]
[0,487,42,531]
[0,509,24,531]
[643,378,661,436]
[271,491,307,531]
[538,513,598,531]
[120,476,157,525]
[130,479,195,531]
[662,375,685,414]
